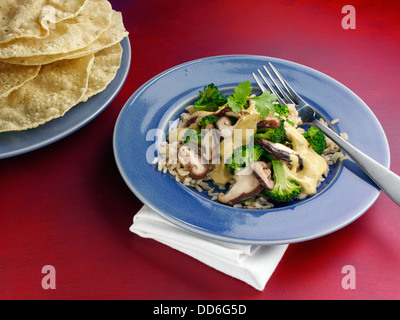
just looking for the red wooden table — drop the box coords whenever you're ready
[1,0,400,300]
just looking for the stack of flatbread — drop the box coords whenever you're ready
[0,0,129,132]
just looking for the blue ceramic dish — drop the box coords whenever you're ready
[114,55,390,245]
[0,37,131,159]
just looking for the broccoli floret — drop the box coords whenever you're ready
[274,104,289,117]
[263,160,301,203]
[183,128,201,146]
[199,115,219,129]
[225,144,269,172]
[302,126,327,155]
[194,83,227,111]
[253,119,286,143]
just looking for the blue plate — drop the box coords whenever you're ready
[0,37,131,159]
[113,55,390,245]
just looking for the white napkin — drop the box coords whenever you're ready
[130,205,288,291]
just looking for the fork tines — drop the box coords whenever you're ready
[253,63,300,106]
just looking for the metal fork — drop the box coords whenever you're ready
[253,63,400,206]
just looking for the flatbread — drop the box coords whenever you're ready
[82,42,123,102]
[0,55,94,132]
[0,0,87,43]
[1,11,128,66]
[0,62,40,97]
[0,0,112,58]
[0,0,128,133]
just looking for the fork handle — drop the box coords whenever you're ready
[311,119,400,206]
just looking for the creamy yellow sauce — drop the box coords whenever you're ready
[285,125,328,195]
[210,110,262,185]
[189,110,214,131]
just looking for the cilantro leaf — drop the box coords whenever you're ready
[227,81,252,113]
[228,81,251,113]
[232,81,252,105]
[227,96,242,114]
[249,91,277,118]
[251,98,270,118]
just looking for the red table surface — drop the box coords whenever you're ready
[1,0,400,300]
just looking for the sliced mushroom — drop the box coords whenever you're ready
[217,166,264,206]
[216,116,231,130]
[224,110,242,119]
[216,116,234,139]
[186,116,198,126]
[213,106,241,118]
[255,138,303,170]
[178,145,209,180]
[254,139,292,161]
[250,161,274,190]
[257,118,281,129]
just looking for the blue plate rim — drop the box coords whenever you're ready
[114,54,390,245]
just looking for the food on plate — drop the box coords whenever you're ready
[0,0,87,43]
[0,0,128,133]
[154,82,348,209]
[0,55,94,132]
[0,0,112,59]
[0,62,40,97]
[81,42,123,102]
[1,9,126,66]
